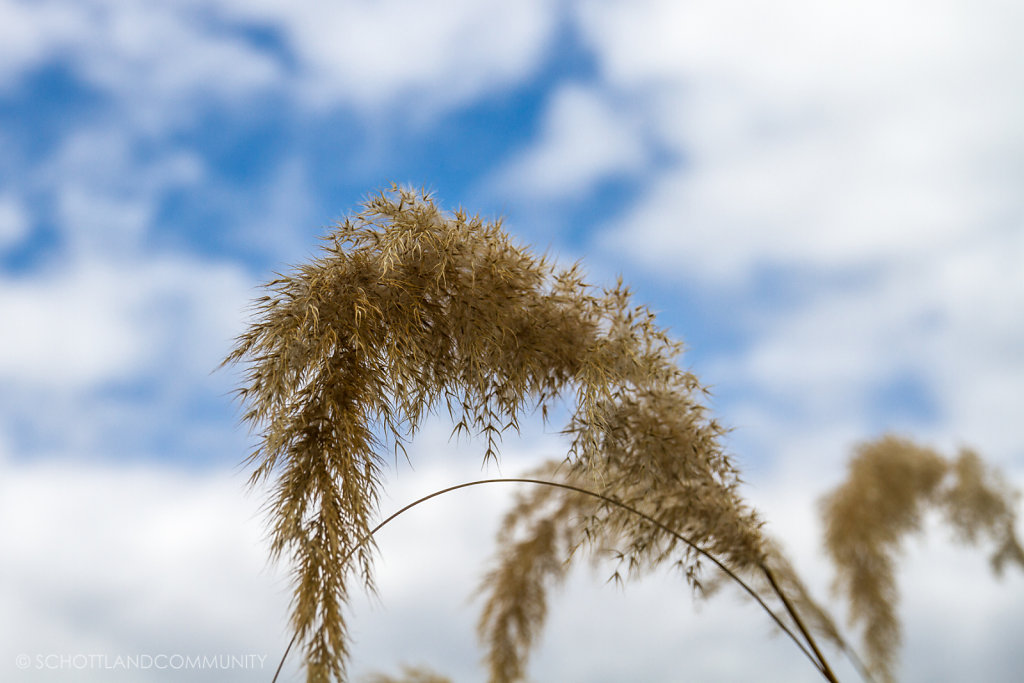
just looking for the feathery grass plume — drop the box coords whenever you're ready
[941,448,1024,573]
[362,665,452,683]
[225,186,774,681]
[475,463,591,682]
[821,435,1024,682]
[477,459,853,683]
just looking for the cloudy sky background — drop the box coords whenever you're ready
[1,0,1022,681]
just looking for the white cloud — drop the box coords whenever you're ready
[0,458,293,682]
[0,262,149,388]
[489,83,649,201]
[575,0,1020,111]
[58,189,153,253]
[577,0,1024,282]
[706,227,1024,465]
[0,255,252,390]
[212,0,558,114]
[0,0,85,89]
[38,125,204,256]
[0,193,30,249]
[597,124,1001,283]
[0,0,283,129]
[0,0,558,121]
[0,111,262,458]
[88,3,282,96]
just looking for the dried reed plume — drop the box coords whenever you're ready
[821,435,1024,682]
[226,186,1020,683]
[225,186,781,681]
[475,458,858,683]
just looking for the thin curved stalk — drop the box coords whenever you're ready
[270,477,839,682]
[762,565,839,682]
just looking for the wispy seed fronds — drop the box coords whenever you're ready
[477,446,770,683]
[475,463,593,682]
[941,448,1024,573]
[821,435,1024,682]
[226,186,767,681]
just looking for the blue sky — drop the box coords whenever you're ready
[1,1,1022,681]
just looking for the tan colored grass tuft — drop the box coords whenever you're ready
[476,459,854,683]
[225,186,771,681]
[821,435,1024,682]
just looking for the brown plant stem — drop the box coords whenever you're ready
[762,565,839,682]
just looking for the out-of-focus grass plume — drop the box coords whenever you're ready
[821,436,1024,682]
